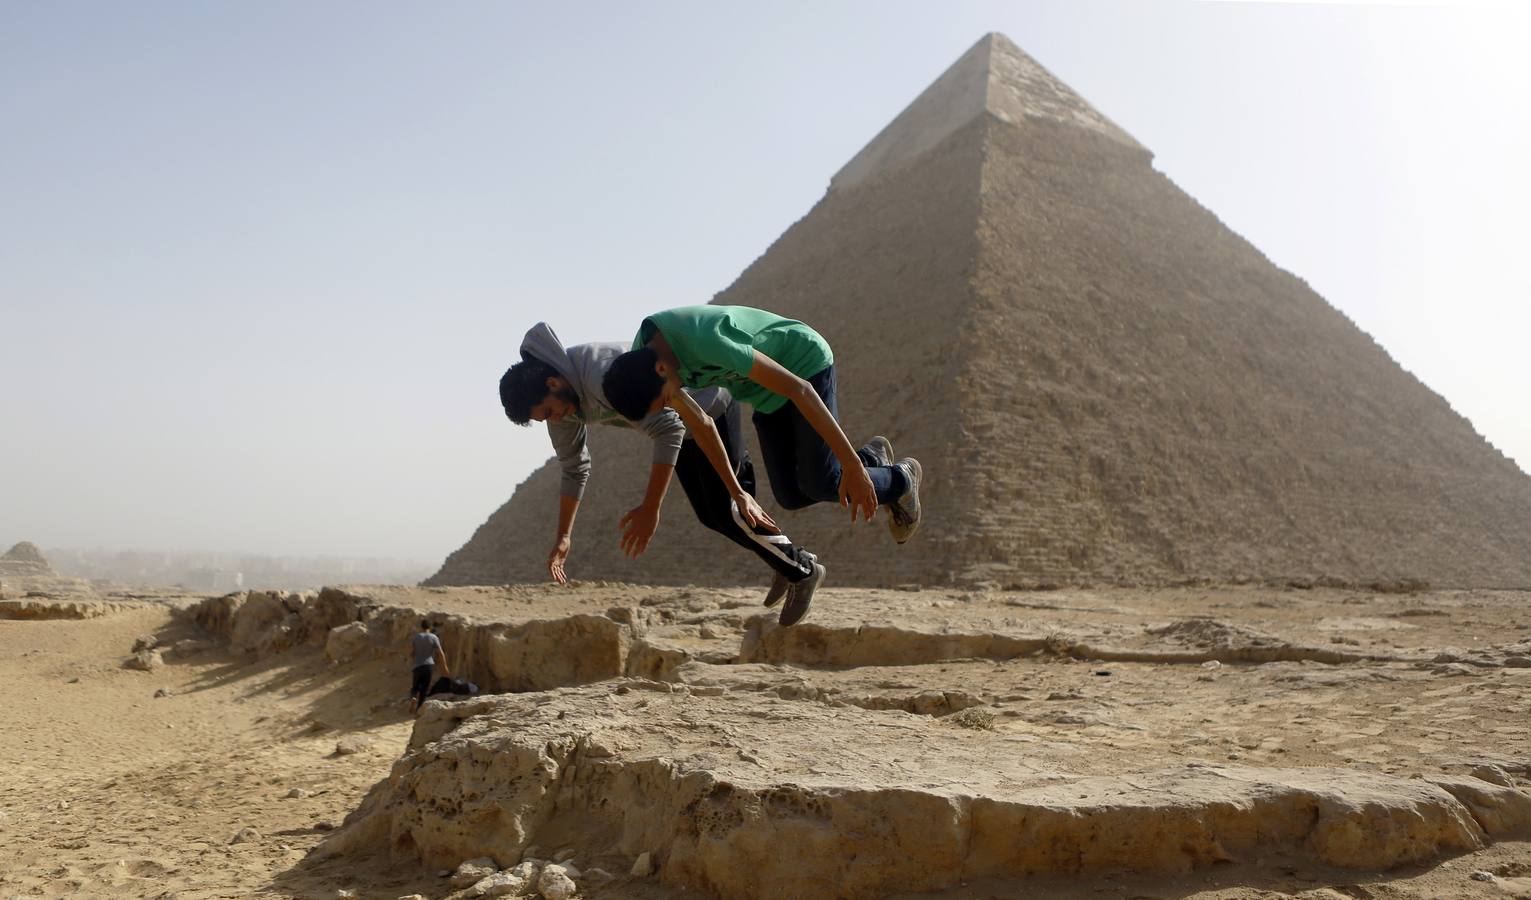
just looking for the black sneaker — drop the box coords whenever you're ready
[887,457,923,544]
[763,570,789,608]
[778,552,824,627]
[862,435,894,468]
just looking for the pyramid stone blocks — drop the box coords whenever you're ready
[431,33,1531,590]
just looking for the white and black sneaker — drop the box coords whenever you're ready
[763,570,789,608]
[778,551,824,627]
[862,435,894,468]
[887,457,923,544]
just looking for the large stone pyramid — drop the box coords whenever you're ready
[431,33,1531,590]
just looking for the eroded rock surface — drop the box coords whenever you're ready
[0,597,140,620]
[322,683,1531,899]
[159,582,1531,897]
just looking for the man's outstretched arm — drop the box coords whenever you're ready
[548,494,579,584]
[619,462,674,558]
[667,387,778,532]
[746,350,877,522]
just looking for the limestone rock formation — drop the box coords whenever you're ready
[182,585,692,694]
[430,32,1531,590]
[320,683,1530,899]
[0,597,136,620]
[162,580,1531,895]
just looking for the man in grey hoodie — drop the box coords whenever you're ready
[501,323,818,594]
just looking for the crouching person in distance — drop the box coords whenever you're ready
[408,620,449,715]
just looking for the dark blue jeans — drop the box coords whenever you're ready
[752,365,904,510]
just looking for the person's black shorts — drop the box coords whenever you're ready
[410,663,434,703]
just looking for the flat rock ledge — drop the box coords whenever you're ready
[0,597,140,620]
[179,586,686,693]
[180,585,1531,701]
[319,684,1531,900]
[739,610,1413,669]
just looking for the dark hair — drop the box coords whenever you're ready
[499,357,560,425]
[420,619,430,631]
[602,348,665,421]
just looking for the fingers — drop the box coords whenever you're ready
[618,509,635,529]
[618,521,654,558]
[841,484,877,523]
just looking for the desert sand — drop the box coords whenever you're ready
[5,583,1531,899]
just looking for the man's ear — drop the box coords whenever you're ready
[654,359,671,380]
[545,375,568,393]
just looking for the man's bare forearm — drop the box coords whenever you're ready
[747,351,860,467]
[789,379,861,467]
[671,391,747,498]
[556,494,580,538]
[641,462,674,509]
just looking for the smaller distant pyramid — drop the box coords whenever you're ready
[0,542,55,577]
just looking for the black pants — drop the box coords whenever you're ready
[410,663,433,704]
[674,398,816,583]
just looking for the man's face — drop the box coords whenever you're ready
[530,377,579,423]
[645,361,682,417]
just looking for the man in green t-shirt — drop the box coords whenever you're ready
[603,305,923,626]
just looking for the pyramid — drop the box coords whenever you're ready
[0,541,55,577]
[431,33,1531,590]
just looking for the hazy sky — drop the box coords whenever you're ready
[3,1,1527,565]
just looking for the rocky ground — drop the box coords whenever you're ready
[3,583,1531,898]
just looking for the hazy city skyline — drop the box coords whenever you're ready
[3,1,1527,565]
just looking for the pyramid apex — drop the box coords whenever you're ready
[831,32,1145,192]
[2,541,46,564]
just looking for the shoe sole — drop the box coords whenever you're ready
[778,562,825,627]
[888,457,922,544]
[763,573,789,608]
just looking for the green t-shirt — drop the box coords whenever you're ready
[634,306,833,414]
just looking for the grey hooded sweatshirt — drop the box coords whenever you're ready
[520,323,687,501]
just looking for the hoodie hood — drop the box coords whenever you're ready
[520,322,579,386]
[512,322,699,500]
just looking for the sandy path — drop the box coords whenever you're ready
[0,606,430,899]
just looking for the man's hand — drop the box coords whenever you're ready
[839,462,879,523]
[733,491,780,533]
[547,534,572,585]
[618,502,662,558]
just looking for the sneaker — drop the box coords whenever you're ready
[862,435,894,468]
[887,457,923,544]
[763,570,789,608]
[778,552,824,627]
